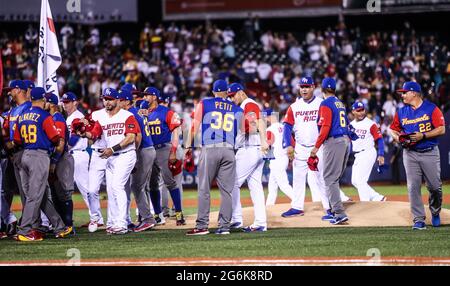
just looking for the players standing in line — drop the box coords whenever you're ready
[78,88,140,235]
[118,88,158,232]
[349,101,386,202]
[144,87,186,226]
[310,78,351,225]
[389,81,445,230]
[13,87,71,241]
[62,92,92,224]
[282,77,349,220]
[45,93,75,230]
[228,83,270,232]
[264,109,294,206]
[185,79,243,235]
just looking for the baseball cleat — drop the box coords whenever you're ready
[110,227,128,235]
[55,226,73,239]
[330,216,349,225]
[133,222,155,233]
[431,215,441,227]
[186,228,209,236]
[88,221,100,233]
[175,212,186,226]
[154,214,166,225]
[412,221,427,230]
[281,208,304,218]
[215,228,230,235]
[243,225,267,232]
[17,230,44,242]
[321,209,335,221]
[127,223,137,231]
[6,221,17,236]
[0,232,8,239]
[230,222,243,229]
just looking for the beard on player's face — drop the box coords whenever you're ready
[105,99,117,111]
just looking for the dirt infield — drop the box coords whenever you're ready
[2,256,450,266]
[10,194,450,211]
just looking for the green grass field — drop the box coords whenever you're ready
[1,185,449,262]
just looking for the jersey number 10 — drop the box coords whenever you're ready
[20,125,37,144]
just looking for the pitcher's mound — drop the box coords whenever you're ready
[158,201,450,229]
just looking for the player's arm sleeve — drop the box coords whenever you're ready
[370,123,384,156]
[389,112,402,132]
[42,116,61,144]
[266,130,274,146]
[54,121,66,143]
[125,115,140,135]
[68,134,80,147]
[166,110,182,132]
[13,124,21,145]
[187,101,203,148]
[431,107,445,127]
[314,105,332,149]
[89,121,103,141]
[282,123,293,148]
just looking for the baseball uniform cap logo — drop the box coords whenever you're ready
[103,88,119,99]
[62,92,77,102]
[299,76,314,86]
[352,101,366,111]
[30,87,46,100]
[396,81,421,93]
[227,83,244,96]
[213,79,228,93]
[321,77,336,90]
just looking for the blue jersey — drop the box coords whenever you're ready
[391,100,445,151]
[15,107,59,152]
[147,105,181,145]
[199,97,243,147]
[9,101,32,142]
[318,96,349,138]
[52,112,69,152]
[129,107,153,148]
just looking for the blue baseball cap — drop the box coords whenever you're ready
[30,87,46,100]
[135,99,144,108]
[119,89,133,101]
[139,100,150,110]
[45,93,59,105]
[397,81,421,93]
[23,80,35,90]
[143,87,160,98]
[263,108,273,117]
[321,77,336,90]
[102,88,120,100]
[158,93,170,103]
[227,83,244,96]
[299,76,314,87]
[352,101,366,111]
[61,92,77,102]
[121,83,140,95]
[4,80,27,92]
[213,79,228,93]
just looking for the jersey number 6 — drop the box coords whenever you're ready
[211,112,234,132]
[339,111,347,127]
[20,125,37,143]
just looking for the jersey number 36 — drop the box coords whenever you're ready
[211,112,234,132]
[20,125,37,144]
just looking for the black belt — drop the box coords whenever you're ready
[154,143,169,150]
[353,149,365,154]
[411,147,435,153]
[69,149,86,154]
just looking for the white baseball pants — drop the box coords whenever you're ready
[232,147,266,228]
[266,156,293,206]
[351,148,384,201]
[88,150,106,225]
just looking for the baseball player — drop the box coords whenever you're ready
[310,77,351,225]
[62,92,92,224]
[45,93,75,229]
[77,87,140,235]
[282,77,350,220]
[228,83,270,232]
[144,87,185,226]
[264,109,294,206]
[13,87,71,241]
[350,101,386,202]
[389,81,445,230]
[119,88,157,232]
[186,79,243,235]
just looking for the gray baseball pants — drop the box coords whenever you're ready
[128,147,157,224]
[18,149,65,235]
[150,145,179,192]
[322,136,350,218]
[403,148,442,223]
[195,147,236,230]
[12,150,26,205]
[51,152,75,202]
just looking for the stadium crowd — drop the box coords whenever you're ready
[1,18,449,161]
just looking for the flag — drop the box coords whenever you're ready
[37,0,61,96]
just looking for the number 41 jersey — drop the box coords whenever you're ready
[197,97,243,147]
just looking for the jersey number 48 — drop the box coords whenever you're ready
[20,125,37,144]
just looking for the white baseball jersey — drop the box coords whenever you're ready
[284,96,322,159]
[93,109,140,152]
[66,110,88,151]
[236,97,262,148]
[266,122,287,159]
[350,117,382,152]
